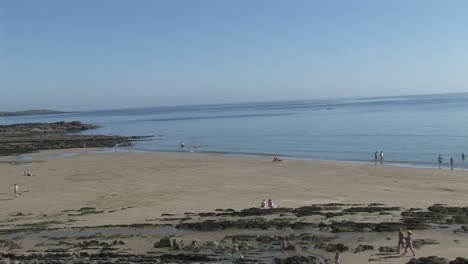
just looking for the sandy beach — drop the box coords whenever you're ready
[1,150,467,263]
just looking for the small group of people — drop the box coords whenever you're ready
[398,228,416,256]
[272,155,283,162]
[260,198,278,208]
[374,151,384,161]
[180,142,200,152]
[437,153,465,170]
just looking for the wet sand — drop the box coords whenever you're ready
[0,150,467,263]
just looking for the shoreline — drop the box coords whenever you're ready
[5,146,466,173]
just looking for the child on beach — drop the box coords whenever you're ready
[403,230,416,256]
[397,228,406,253]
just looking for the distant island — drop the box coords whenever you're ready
[0,109,68,117]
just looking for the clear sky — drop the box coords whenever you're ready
[1,0,468,111]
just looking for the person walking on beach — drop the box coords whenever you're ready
[334,251,340,264]
[403,230,416,257]
[450,157,454,170]
[231,238,244,259]
[462,152,465,163]
[379,151,384,161]
[397,228,406,253]
[374,151,378,162]
[13,184,19,200]
[278,235,288,256]
[438,155,443,169]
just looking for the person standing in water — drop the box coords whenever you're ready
[450,157,454,170]
[462,152,465,163]
[438,155,443,169]
[374,151,378,162]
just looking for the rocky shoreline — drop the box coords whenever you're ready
[0,121,150,156]
[1,203,467,263]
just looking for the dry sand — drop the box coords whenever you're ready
[1,150,468,263]
[1,150,467,225]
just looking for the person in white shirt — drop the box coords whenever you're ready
[14,184,19,199]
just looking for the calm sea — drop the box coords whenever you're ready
[3,93,468,169]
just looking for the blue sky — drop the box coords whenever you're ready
[1,0,468,111]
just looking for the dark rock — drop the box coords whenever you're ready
[284,244,296,251]
[225,235,257,241]
[0,121,152,156]
[378,246,396,253]
[79,240,100,248]
[171,238,183,250]
[153,237,173,248]
[375,222,406,232]
[176,218,313,231]
[203,241,219,248]
[297,234,334,243]
[450,257,468,264]
[330,221,429,233]
[428,205,468,214]
[315,243,349,252]
[330,221,375,232]
[406,256,449,264]
[274,255,321,264]
[344,207,401,213]
[294,206,325,217]
[354,244,374,253]
[160,253,220,262]
[254,235,275,243]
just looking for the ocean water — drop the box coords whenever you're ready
[3,93,468,169]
